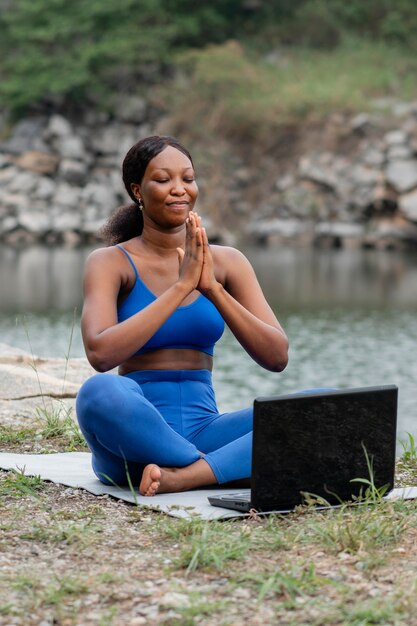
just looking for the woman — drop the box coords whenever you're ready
[76,135,289,496]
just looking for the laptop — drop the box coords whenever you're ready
[208,385,398,513]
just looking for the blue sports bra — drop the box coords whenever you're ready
[116,245,225,356]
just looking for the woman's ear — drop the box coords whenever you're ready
[130,183,141,200]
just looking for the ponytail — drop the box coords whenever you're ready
[100,203,143,246]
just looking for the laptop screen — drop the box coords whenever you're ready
[251,386,398,511]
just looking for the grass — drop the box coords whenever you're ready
[0,467,46,498]
[2,469,417,626]
[160,37,417,147]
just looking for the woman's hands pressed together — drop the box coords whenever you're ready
[177,211,220,297]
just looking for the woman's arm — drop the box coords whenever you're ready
[199,230,289,372]
[82,217,204,372]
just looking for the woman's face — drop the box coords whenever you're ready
[131,145,198,228]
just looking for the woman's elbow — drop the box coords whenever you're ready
[267,339,289,372]
[85,347,117,373]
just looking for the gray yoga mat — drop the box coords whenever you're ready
[0,451,247,520]
[1,451,416,520]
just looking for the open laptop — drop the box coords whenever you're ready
[209,385,398,513]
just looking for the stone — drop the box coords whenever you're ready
[399,189,417,222]
[46,114,73,138]
[2,193,28,212]
[35,176,56,201]
[299,156,338,190]
[1,216,19,232]
[387,145,413,161]
[53,182,83,210]
[350,113,372,133]
[0,165,16,185]
[59,159,88,185]
[91,125,123,155]
[315,221,364,241]
[0,117,47,154]
[15,150,59,175]
[275,173,294,191]
[0,362,79,401]
[18,210,51,234]
[113,95,148,124]
[362,148,385,167]
[386,160,417,193]
[52,211,82,232]
[384,129,408,146]
[56,135,88,161]
[364,217,417,248]
[247,217,310,241]
[82,182,117,213]
[7,170,39,194]
[159,591,191,610]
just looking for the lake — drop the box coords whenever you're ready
[1,244,416,444]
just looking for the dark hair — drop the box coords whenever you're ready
[101,135,194,245]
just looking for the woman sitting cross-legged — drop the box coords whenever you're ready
[76,135,289,496]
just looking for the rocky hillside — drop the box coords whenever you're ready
[1,99,417,249]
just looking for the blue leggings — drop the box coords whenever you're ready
[76,370,252,487]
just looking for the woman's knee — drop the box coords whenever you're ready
[76,373,132,424]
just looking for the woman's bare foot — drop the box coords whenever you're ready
[139,464,162,496]
[139,459,217,496]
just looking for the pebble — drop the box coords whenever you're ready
[159,591,191,609]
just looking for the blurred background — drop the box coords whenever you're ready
[0,0,417,440]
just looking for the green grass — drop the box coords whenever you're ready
[0,468,46,498]
[399,432,417,463]
[161,37,417,146]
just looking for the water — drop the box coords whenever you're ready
[1,244,417,443]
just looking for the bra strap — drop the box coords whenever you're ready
[116,245,139,280]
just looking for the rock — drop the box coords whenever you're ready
[0,117,48,154]
[387,145,413,161]
[384,130,408,146]
[15,150,59,175]
[275,173,294,191]
[361,147,385,168]
[314,221,364,248]
[364,217,417,249]
[0,362,79,401]
[46,114,73,138]
[1,216,19,232]
[0,165,16,185]
[7,169,39,194]
[52,211,82,232]
[399,189,417,222]
[350,113,372,134]
[59,159,88,185]
[90,124,139,157]
[18,210,51,234]
[81,182,117,214]
[159,591,191,610]
[112,95,148,124]
[35,176,56,201]
[299,156,338,190]
[55,135,88,161]
[386,160,417,193]
[52,182,83,210]
[247,217,312,245]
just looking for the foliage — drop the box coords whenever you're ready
[160,39,417,148]
[1,0,417,114]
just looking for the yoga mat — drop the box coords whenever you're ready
[1,452,416,520]
[0,451,247,520]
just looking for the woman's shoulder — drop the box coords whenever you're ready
[211,244,247,262]
[84,244,132,277]
[211,244,251,270]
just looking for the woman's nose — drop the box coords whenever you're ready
[170,179,186,195]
